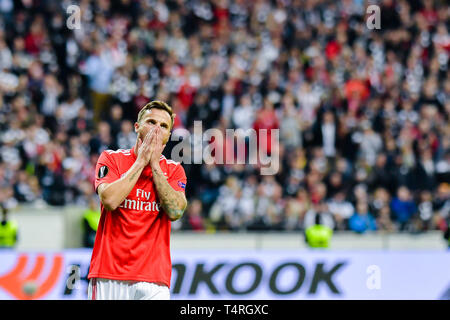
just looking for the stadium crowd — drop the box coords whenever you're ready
[0,0,449,235]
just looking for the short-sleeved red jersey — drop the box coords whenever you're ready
[88,148,187,287]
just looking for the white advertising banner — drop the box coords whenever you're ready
[0,249,449,300]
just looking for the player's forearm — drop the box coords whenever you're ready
[100,160,146,211]
[151,165,187,221]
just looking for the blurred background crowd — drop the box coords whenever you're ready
[0,0,449,236]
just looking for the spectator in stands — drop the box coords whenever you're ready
[209,175,241,230]
[327,191,354,231]
[181,199,206,232]
[107,104,125,139]
[279,95,302,150]
[312,109,337,159]
[80,42,118,123]
[371,188,391,217]
[348,201,377,234]
[303,202,335,231]
[284,188,310,231]
[117,120,137,150]
[376,206,396,233]
[415,191,435,231]
[391,186,417,230]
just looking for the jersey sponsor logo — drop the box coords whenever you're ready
[119,198,160,212]
[118,189,160,213]
[98,166,109,178]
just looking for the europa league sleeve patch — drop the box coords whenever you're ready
[98,166,109,178]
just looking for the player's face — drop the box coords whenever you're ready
[135,109,172,145]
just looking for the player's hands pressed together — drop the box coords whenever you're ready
[146,126,187,221]
[136,123,186,220]
[135,126,155,167]
[149,127,166,169]
[136,126,166,169]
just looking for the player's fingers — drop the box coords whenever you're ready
[144,127,155,145]
[142,130,149,145]
[156,133,163,151]
[157,128,163,144]
[148,127,156,138]
[154,128,160,144]
[160,135,165,150]
[148,133,155,148]
[150,127,161,145]
[148,129,160,156]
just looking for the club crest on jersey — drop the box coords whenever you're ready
[178,181,186,189]
[98,166,109,178]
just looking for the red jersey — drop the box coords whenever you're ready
[88,148,187,287]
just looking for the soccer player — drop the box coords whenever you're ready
[87,100,187,300]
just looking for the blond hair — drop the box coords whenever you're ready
[137,100,175,130]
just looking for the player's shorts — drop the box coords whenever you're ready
[87,278,170,300]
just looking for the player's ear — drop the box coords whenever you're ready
[134,121,139,133]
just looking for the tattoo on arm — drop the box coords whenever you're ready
[152,168,187,220]
[128,170,140,182]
